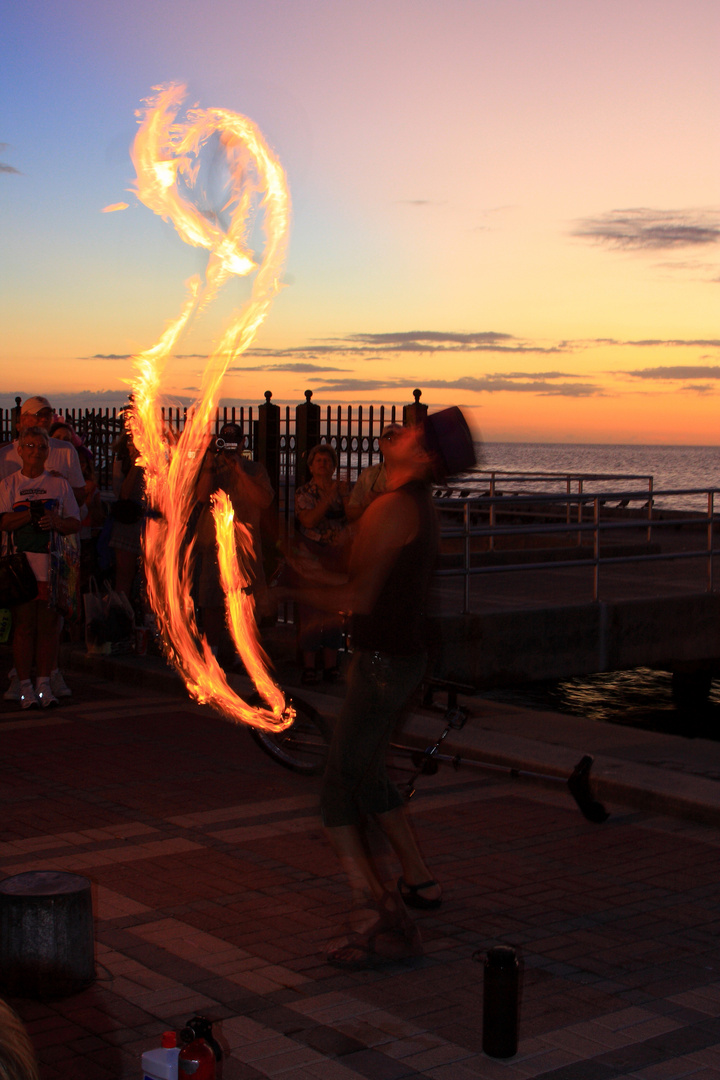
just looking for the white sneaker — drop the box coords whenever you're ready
[4,669,21,702]
[35,682,58,708]
[36,684,59,709]
[50,670,72,698]
[20,684,39,710]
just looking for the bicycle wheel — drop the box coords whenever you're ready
[249,693,331,775]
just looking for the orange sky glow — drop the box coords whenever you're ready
[1,0,718,444]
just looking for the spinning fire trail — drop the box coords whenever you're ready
[126,83,293,732]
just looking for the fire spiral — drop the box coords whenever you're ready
[126,83,292,731]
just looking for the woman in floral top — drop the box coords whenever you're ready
[294,443,351,684]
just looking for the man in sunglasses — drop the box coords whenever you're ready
[194,423,275,657]
[0,397,85,508]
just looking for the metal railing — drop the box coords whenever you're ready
[435,487,720,614]
[458,468,655,547]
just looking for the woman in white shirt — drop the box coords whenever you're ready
[0,428,80,709]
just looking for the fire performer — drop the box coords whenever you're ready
[277,420,448,968]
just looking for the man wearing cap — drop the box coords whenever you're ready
[0,397,86,508]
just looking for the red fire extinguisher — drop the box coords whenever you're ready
[178,1015,221,1079]
[178,1036,216,1078]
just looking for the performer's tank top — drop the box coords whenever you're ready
[351,481,438,655]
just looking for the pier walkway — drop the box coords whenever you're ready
[3,642,720,1079]
[430,489,720,690]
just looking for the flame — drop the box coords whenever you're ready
[126,83,292,732]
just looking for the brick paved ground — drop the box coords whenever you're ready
[2,668,720,1079]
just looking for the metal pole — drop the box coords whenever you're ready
[708,490,714,593]
[464,498,470,615]
[489,475,496,552]
[593,496,600,601]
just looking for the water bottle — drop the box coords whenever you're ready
[481,945,519,1057]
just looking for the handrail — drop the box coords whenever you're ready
[435,487,720,613]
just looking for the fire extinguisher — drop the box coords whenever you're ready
[178,1015,222,1078]
[178,1037,215,1078]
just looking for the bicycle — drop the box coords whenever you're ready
[248,677,609,822]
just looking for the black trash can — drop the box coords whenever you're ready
[0,871,95,998]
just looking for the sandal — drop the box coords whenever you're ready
[327,890,422,969]
[398,876,442,910]
[301,667,321,686]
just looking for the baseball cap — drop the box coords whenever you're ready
[21,395,53,416]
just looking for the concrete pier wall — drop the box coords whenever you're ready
[432,592,720,687]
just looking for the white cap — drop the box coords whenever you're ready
[21,395,53,415]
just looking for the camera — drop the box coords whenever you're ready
[28,500,45,526]
[214,437,238,453]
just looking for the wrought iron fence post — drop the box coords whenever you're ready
[403,388,427,427]
[256,390,280,494]
[295,390,320,489]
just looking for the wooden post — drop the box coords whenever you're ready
[295,390,321,489]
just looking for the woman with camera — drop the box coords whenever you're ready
[0,427,80,709]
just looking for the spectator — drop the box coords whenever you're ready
[109,431,145,603]
[0,397,85,508]
[195,423,274,659]
[0,427,80,709]
[1,401,85,701]
[50,423,105,601]
[294,443,351,683]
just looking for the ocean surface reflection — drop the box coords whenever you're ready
[483,668,720,739]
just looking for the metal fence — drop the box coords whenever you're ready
[1,393,410,518]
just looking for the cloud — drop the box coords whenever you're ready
[309,373,601,398]
[231,362,351,373]
[573,208,720,250]
[88,354,134,361]
[0,163,20,175]
[243,329,565,359]
[620,365,720,381]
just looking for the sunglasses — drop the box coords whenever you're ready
[19,442,48,451]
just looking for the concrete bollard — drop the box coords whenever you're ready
[0,871,95,998]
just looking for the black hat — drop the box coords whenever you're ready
[423,407,476,480]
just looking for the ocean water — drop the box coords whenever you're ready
[479,442,720,494]
[463,443,720,734]
[452,442,720,513]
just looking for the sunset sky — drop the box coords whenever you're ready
[1,0,718,443]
